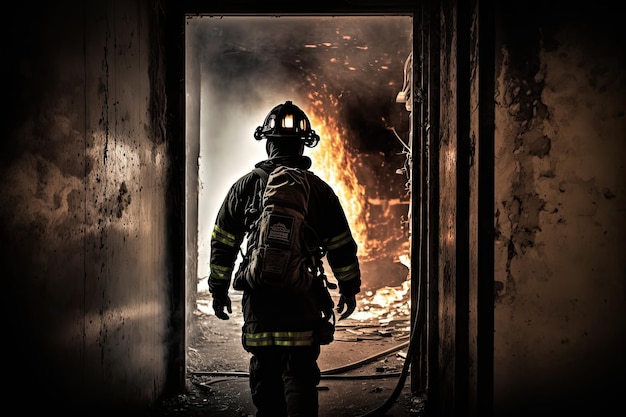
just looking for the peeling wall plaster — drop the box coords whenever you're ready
[493,4,625,412]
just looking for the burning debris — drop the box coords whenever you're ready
[332,276,411,343]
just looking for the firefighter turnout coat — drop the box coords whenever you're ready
[209,155,361,349]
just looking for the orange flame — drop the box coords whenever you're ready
[305,101,370,260]
[302,93,411,323]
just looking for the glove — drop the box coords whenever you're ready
[212,292,232,320]
[336,293,357,320]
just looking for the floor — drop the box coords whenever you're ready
[151,275,423,417]
[153,365,424,417]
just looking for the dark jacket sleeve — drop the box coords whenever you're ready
[208,173,257,294]
[308,175,361,296]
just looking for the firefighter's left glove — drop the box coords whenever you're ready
[337,293,357,320]
[212,292,232,320]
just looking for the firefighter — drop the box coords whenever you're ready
[208,100,361,417]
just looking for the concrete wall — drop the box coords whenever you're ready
[429,1,624,415]
[493,3,625,415]
[1,0,183,412]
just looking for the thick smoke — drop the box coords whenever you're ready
[188,16,413,278]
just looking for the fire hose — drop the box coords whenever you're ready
[191,273,426,416]
[356,298,424,417]
[191,321,422,416]
[190,339,409,381]
[191,313,423,417]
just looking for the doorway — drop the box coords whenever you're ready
[184,14,416,411]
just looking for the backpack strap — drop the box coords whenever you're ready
[252,167,269,182]
[242,168,269,231]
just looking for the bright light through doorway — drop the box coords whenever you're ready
[187,15,413,283]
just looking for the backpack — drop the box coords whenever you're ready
[233,164,338,343]
[236,165,320,293]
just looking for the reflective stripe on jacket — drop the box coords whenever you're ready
[209,156,361,298]
[244,330,315,348]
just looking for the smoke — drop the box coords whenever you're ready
[188,15,413,278]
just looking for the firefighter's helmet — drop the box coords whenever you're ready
[254,101,320,148]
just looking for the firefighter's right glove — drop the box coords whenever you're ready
[337,293,357,320]
[212,292,232,320]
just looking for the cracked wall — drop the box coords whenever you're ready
[493,3,625,414]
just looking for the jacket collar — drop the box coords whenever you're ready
[255,155,312,171]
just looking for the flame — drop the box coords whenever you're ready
[300,88,411,323]
[305,100,370,259]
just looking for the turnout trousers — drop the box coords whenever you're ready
[248,345,321,417]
